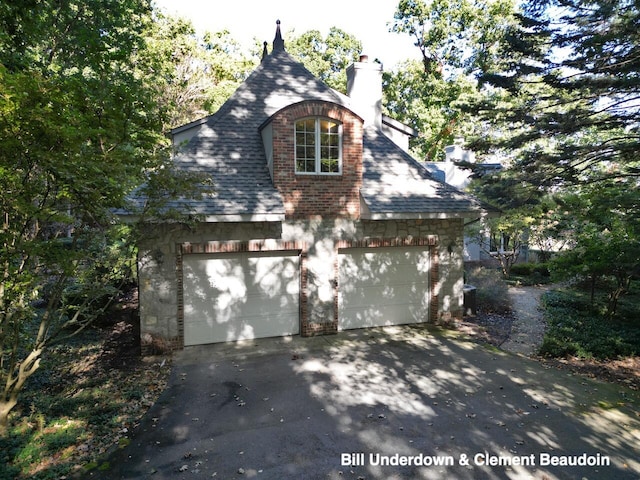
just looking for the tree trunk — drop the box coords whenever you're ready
[0,347,43,437]
[0,397,18,437]
[607,274,631,318]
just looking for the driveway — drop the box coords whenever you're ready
[85,325,639,480]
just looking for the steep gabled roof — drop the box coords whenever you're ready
[169,47,348,220]
[155,24,490,221]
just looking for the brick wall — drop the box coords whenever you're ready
[269,101,364,219]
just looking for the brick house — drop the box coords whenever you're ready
[134,22,489,351]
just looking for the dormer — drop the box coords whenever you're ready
[261,100,364,219]
[258,23,365,219]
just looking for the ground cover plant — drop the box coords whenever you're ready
[0,297,171,480]
[540,282,640,360]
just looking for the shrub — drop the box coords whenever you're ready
[510,262,550,277]
[465,266,512,313]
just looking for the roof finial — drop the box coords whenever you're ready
[261,41,269,62]
[273,19,285,51]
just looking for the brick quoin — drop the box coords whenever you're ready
[270,101,364,219]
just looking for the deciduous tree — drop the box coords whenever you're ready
[287,27,362,93]
[0,0,194,435]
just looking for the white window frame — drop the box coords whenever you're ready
[294,117,342,175]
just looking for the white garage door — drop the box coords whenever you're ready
[338,246,431,330]
[182,251,300,345]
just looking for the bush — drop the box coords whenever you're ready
[465,266,512,313]
[510,262,550,277]
[540,290,640,359]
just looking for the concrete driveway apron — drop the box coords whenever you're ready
[84,325,640,480]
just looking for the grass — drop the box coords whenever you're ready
[0,318,171,480]
[539,282,640,360]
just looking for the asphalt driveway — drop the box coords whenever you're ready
[85,325,639,480]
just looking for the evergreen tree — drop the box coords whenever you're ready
[468,0,640,187]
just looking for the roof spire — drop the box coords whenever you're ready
[272,19,285,51]
[261,41,268,62]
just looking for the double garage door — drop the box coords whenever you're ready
[182,246,431,346]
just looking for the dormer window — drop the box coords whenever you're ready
[295,118,342,174]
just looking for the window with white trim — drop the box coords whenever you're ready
[295,117,342,174]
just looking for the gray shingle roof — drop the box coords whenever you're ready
[168,49,346,218]
[136,45,489,220]
[361,128,489,218]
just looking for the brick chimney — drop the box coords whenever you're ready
[346,54,383,129]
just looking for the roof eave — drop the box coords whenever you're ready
[360,210,492,220]
[115,212,286,223]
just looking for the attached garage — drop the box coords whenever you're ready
[338,246,432,330]
[182,251,300,346]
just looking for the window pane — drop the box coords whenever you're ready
[305,132,315,145]
[305,146,315,159]
[320,158,339,173]
[320,119,338,133]
[295,118,340,174]
[305,159,315,172]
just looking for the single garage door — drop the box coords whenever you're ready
[338,246,431,330]
[182,251,300,345]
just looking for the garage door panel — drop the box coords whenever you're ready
[340,303,430,330]
[338,246,430,330]
[183,251,300,346]
[341,284,429,308]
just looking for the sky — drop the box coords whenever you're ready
[152,0,422,69]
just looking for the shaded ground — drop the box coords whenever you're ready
[501,286,548,356]
[460,285,640,392]
[83,325,640,480]
[3,290,171,479]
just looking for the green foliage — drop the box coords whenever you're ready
[140,12,255,128]
[391,0,517,74]
[466,0,640,188]
[509,262,551,284]
[287,27,362,93]
[550,181,639,316]
[540,289,640,359]
[509,262,549,277]
[0,0,205,436]
[383,60,480,160]
[0,323,170,478]
[465,266,512,313]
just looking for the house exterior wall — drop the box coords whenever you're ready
[269,101,364,219]
[137,217,465,353]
